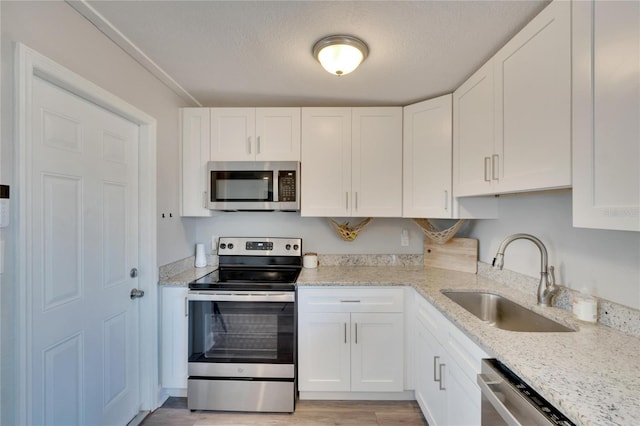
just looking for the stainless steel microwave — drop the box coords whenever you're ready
[207,161,300,211]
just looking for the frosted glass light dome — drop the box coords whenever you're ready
[313,35,369,76]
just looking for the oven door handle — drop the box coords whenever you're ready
[188,291,295,303]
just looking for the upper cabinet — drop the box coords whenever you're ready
[454,0,571,197]
[572,0,640,232]
[453,61,495,197]
[493,0,571,193]
[210,107,301,161]
[403,95,454,218]
[180,108,213,217]
[301,107,402,217]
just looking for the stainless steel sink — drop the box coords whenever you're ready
[442,291,575,332]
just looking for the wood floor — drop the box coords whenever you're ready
[142,397,428,426]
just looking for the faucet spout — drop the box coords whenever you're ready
[492,233,558,307]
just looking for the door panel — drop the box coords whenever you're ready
[30,76,140,425]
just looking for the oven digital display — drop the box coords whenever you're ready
[246,241,274,251]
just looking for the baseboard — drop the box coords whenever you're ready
[298,390,415,401]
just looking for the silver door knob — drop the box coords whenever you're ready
[130,288,145,299]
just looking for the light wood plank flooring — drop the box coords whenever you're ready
[142,397,428,426]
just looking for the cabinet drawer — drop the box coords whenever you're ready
[298,287,404,313]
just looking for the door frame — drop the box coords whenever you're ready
[15,43,159,424]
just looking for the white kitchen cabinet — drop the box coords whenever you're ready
[160,286,189,394]
[210,107,300,161]
[297,312,351,392]
[454,0,571,197]
[179,108,213,217]
[413,290,487,425]
[297,288,404,395]
[414,313,446,425]
[403,95,453,218]
[453,60,495,197]
[301,107,403,217]
[493,0,571,194]
[572,0,640,232]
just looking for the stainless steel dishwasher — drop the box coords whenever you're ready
[478,359,576,426]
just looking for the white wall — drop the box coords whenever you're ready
[195,214,427,255]
[468,190,640,310]
[0,2,195,423]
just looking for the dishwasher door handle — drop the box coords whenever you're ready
[477,373,522,426]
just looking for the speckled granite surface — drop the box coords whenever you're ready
[296,265,640,426]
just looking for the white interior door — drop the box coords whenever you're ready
[28,75,140,425]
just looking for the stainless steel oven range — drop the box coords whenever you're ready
[187,237,302,413]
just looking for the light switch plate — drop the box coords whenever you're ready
[401,229,410,246]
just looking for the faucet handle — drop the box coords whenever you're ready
[548,265,556,287]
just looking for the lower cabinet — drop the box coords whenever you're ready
[414,290,487,425]
[160,286,189,393]
[298,288,404,394]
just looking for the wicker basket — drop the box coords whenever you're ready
[328,218,372,241]
[412,218,466,245]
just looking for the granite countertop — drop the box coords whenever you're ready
[297,265,640,426]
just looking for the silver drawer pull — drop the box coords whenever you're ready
[340,299,361,303]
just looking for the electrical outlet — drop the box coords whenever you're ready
[401,229,410,246]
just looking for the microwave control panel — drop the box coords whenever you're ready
[278,171,297,202]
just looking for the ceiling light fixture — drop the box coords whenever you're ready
[313,35,369,76]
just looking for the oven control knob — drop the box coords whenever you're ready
[293,244,299,251]
[219,243,226,250]
[227,243,234,250]
[285,244,291,250]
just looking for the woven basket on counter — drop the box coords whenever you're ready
[412,218,466,245]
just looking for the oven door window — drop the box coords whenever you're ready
[188,300,294,364]
[212,171,273,202]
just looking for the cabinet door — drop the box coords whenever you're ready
[403,95,453,218]
[415,319,447,426]
[352,107,403,217]
[573,0,640,231]
[255,108,301,161]
[180,108,213,217]
[160,287,189,390]
[301,108,352,216]
[446,364,482,426]
[350,313,403,392]
[453,60,495,196]
[210,108,255,161]
[494,0,571,193]
[298,312,351,392]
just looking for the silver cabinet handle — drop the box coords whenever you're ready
[184,296,188,317]
[439,363,446,390]
[484,157,491,182]
[248,137,252,154]
[340,299,361,303]
[346,192,349,211]
[492,154,499,180]
[433,356,440,382]
[257,136,261,154]
[355,192,358,211]
[355,323,358,344]
[444,190,448,211]
[344,323,347,344]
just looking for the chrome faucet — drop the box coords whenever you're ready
[492,233,559,307]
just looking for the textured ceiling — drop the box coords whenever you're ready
[84,0,550,107]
